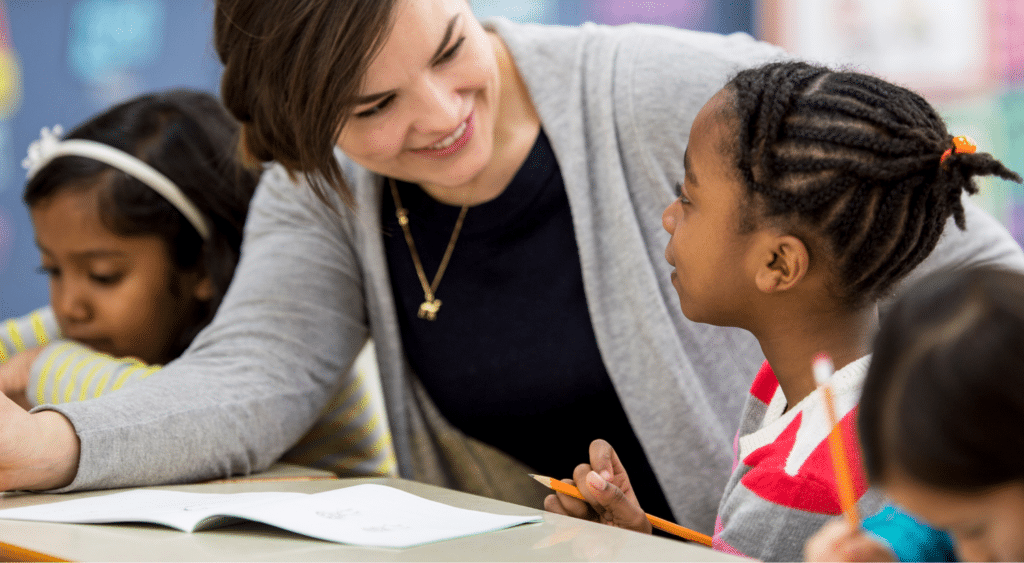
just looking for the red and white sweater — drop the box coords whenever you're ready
[712,356,883,561]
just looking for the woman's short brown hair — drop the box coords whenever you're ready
[214,0,398,205]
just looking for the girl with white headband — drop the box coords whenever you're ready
[0,89,397,479]
[4,89,254,367]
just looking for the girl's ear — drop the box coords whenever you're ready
[753,234,809,294]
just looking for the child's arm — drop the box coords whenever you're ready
[542,439,652,534]
[0,348,42,410]
[0,307,58,364]
[25,342,159,407]
[0,307,59,409]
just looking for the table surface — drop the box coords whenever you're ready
[0,465,744,562]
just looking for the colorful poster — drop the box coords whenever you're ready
[767,0,990,98]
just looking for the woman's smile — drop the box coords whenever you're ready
[412,111,474,159]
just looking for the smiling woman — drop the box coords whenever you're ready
[1,0,1022,542]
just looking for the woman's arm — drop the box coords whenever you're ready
[0,393,78,490]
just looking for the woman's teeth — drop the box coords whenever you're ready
[426,121,467,150]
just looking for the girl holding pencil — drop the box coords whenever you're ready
[805,267,1024,562]
[542,60,1022,562]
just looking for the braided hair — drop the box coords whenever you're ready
[724,61,1021,306]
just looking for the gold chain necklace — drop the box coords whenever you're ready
[389,178,469,321]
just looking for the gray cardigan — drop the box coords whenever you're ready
[42,20,1024,534]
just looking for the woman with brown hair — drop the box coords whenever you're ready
[1,0,1021,536]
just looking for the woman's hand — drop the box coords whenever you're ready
[804,519,897,562]
[0,390,80,491]
[542,439,652,534]
[0,347,43,410]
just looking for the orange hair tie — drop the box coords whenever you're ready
[940,135,977,164]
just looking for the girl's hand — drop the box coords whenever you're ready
[542,439,652,534]
[804,519,897,562]
[0,347,42,411]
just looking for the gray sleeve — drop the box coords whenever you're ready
[886,195,1024,305]
[39,165,370,491]
[621,28,789,199]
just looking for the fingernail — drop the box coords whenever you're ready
[588,471,607,491]
[600,469,613,481]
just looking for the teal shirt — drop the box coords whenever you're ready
[864,506,956,562]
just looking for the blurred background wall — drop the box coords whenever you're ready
[1,0,1020,318]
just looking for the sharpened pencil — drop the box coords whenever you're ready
[813,354,860,529]
[530,473,713,546]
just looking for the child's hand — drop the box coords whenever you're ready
[542,439,652,534]
[0,347,42,411]
[804,519,897,562]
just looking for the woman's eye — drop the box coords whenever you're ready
[435,36,465,65]
[354,95,395,119]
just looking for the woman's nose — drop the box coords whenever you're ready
[411,75,462,132]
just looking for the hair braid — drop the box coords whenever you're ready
[725,61,1023,306]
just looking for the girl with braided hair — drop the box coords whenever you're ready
[543,60,1021,561]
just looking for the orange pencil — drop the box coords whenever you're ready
[529,473,713,546]
[813,354,860,528]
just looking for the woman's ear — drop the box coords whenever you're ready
[753,234,809,294]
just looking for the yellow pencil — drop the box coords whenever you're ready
[530,473,713,546]
[813,354,860,528]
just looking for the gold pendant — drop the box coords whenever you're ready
[418,299,442,320]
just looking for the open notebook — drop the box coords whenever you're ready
[0,484,542,549]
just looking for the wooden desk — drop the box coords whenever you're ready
[0,468,742,562]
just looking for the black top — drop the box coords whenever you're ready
[382,130,675,520]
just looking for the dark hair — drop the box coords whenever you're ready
[724,61,1022,307]
[24,89,260,359]
[859,267,1024,491]
[214,0,398,207]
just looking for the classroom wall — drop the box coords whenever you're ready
[0,0,221,320]
[1,0,1020,320]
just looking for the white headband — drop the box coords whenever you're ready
[22,125,212,240]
